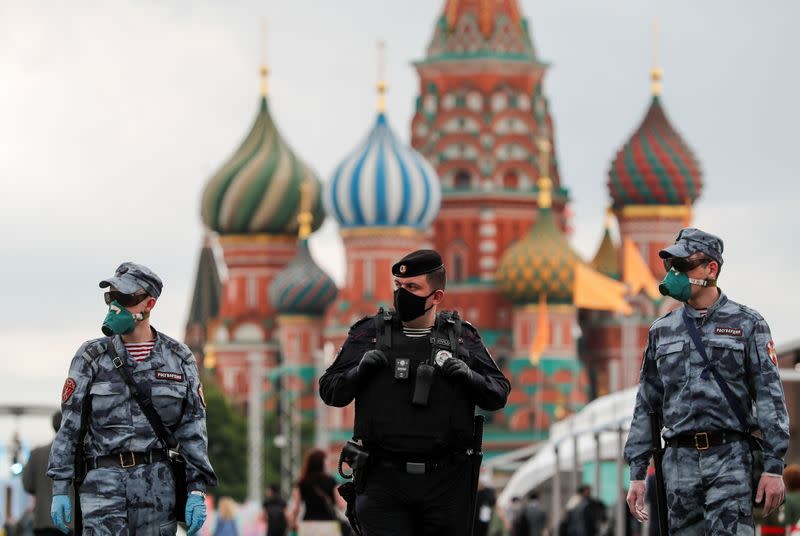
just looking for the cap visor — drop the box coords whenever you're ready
[658,243,691,259]
[98,276,141,294]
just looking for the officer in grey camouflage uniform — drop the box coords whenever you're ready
[47,262,217,535]
[624,229,789,535]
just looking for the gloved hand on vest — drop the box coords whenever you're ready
[50,494,72,534]
[441,358,473,383]
[357,349,389,379]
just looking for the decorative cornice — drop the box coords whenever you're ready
[615,204,691,219]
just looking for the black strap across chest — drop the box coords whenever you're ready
[681,310,751,432]
[106,337,180,452]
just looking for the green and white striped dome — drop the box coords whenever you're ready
[201,96,324,235]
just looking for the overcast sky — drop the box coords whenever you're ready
[2,0,798,444]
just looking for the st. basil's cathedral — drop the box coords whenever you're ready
[185,0,703,459]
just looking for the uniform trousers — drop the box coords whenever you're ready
[663,440,754,535]
[79,460,176,536]
[355,458,472,536]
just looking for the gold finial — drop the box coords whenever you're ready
[604,206,615,229]
[377,40,387,113]
[260,18,269,97]
[536,137,553,209]
[651,22,662,96]
[297,180,314,240]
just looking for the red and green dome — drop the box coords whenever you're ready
[608,95,702,208]
[201,95,325,235]
[496,202,582,305]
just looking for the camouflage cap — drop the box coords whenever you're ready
[659,227,724,265]
[99,262,163,298]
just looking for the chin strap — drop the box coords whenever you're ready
[688,277,717,288]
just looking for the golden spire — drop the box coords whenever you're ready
[605,206,615,229]
[376,40,387,113]
[297,179,314,240]
[651,22,662,96]
[260,17,270,97]
[536,137,553,209]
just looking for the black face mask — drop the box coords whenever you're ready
[393,287,436,323]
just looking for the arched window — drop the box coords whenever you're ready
[453,253,464,282]
[503,169,518,189]
[454,169,471,189]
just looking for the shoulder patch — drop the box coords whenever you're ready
[61,378,77,403]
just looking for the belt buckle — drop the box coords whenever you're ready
[694,432,710,451]
[119,452,136,468]
[405,462,425,475]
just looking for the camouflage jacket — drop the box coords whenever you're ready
[47,329,217,495]
[624,291,789,480]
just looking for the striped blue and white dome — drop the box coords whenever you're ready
[325,113,441,230]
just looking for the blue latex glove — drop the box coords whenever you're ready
[50,494,72,534]
[185,494,206,536]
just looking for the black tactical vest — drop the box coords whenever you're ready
[353,309,475,454]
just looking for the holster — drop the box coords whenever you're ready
[337,441,371,536]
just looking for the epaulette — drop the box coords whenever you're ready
[650,309,677,329]
[160,332,195,362]
[80,338,108,362]
[734,302,765,323]
[348,315,376,340]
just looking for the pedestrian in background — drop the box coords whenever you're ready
[263,484,288,536]
[288,449,345,536]
[213,497,238,536]
[520,491,547,536]
[22,411,67,536]
[783,465,800,532]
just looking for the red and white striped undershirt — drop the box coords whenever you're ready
[125,340,155,362]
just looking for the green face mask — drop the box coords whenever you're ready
[101,301,144,336]
[658,268,713,302]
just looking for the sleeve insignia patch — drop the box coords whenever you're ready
[767,341,778,367]
[714,327,743,337]
[198,383,206,408]
[61,378,77,403]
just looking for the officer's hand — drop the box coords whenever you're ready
[185,494,207,536]
[756,473,784,517]
[441,358,473,382]
[50,494,72,534]
[357,349,388,377]
[626,480,648,522]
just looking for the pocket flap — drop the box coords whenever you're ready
[708,338,745,351]
[151,383,187,399]
[89,381,123,396]
[655,341,684,358]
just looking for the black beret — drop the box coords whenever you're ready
[392,249,443,277]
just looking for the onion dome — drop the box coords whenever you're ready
[269,182,337,316]
[325,81,441,230]
[590,211,620,280]
[201,66,325,235]
[268,239,337,315]
[607,69,702,208]
[497,141,582,304]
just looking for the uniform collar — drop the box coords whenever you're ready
[111,327,166,372]
[683,290,727,319]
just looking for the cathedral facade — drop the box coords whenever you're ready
[185,0,703,456]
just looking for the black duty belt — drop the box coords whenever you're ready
[664,430,749,451]
[86,449,168,470]
[376,453,463,475]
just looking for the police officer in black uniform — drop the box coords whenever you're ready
[319,250,511,536]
